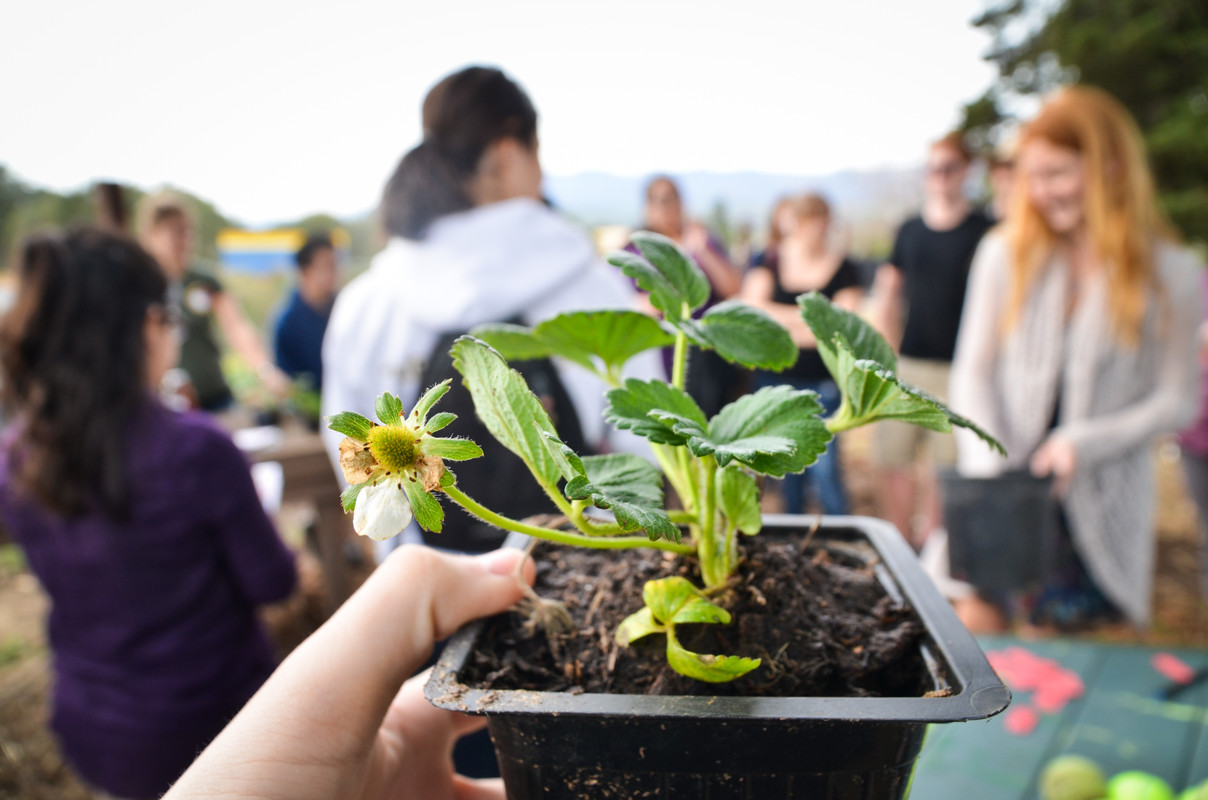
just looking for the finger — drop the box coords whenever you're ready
[384,669,488,741]
[453,775,508,800]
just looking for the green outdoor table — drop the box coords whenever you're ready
[911,636,1208,797]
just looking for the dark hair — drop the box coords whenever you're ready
[0,228,168,518]
[295,233,334,270]
[381,66,538,240]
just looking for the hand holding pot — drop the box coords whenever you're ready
[166,546,533,800]
[1030,434,1078,496]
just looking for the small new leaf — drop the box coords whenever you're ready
[327,411,374,443]
[799,291,897,377]
[608,232,709,322]
[666,631,761,683]
[375,393,405,427]
[615,607,662,645]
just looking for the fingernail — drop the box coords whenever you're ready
[482,548,521,576]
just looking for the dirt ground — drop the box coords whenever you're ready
[1,432,1206,799]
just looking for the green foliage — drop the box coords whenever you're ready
[718,467,761,535]
[375,393,405,426]
[679,300,798,370]
[328,411,374,442]
[608,232,711,323]
[605,379,708,446]
[402,478,444,533]
[963,0,1208,242]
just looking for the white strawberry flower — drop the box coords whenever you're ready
[352,480,415,541]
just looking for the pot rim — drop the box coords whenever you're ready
[426,514,1011,724]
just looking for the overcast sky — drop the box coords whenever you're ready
[2,0,997,226]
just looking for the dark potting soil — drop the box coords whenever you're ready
[460,535,932,698]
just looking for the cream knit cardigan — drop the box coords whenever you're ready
[950,231,1203,625]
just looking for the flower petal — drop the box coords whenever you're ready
[352,481,413,541]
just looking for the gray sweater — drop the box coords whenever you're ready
[950,231,1203,625]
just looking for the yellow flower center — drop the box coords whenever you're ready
[368,425,419,473]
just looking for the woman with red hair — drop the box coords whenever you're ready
[949,86,1203,632]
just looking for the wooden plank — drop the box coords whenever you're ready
[1024,645,1208,795]
[910,637,1105,800]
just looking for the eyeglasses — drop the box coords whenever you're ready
[926,162,964,177]
[149,303,184,331]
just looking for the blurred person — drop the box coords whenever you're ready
[167,545,532,800]
[1176,281,1208,598]
[750,196,795,269]
[950,86,1202,632]
[741,193,863,514]
[138,192,291,411]
[0,229,297,799]
[322,66,655,562]
[987,149,1016,223]
[868,132,994,547]
[273,232,339,392]
[632,175,744,417]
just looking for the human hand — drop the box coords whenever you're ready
[166,545,534,800]
[681,222,709,255]
[258,362,295,402]
[1030,434,1077,495]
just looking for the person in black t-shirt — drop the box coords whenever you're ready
[742,193,865,515]
[869,133,994,548]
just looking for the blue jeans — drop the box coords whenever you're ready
[755,374,848,515]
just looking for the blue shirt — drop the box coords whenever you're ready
[273,288,333,391]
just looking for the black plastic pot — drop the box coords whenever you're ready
[940,470,1058,594]
[426,515,1010,799]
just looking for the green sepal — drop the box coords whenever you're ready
[422,437,483,461]
[340,481,366,513]
[375,393,406,426]
[423,412,456,434]
[666,629,761,683]
[439,469,456,488]
[718,467,762,535]
[604,379,706,446]
[615,606,662,645]
[401,478,444,533]
[411,380,451,425]
[327,411,374,443]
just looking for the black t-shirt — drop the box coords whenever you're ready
[762,255,862,383]
[889,209,994,361]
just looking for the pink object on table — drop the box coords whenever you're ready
[988,647,1086,724]
[1151,652,1196,685]
[1004,704,1040,736]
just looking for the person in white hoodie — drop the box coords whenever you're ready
[322,66,653,561]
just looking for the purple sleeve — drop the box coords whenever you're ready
[201,432,297,606]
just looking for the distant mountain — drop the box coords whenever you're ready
[544,168,925,229]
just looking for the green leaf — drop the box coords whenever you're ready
[533,310,675,375]
[423,412,456,434]
[401,479,444,533]
[642,577,707,624]
[681,301,797,370]
[832,339,1006,455]
[798,291,898,378]
[470,322,553,362]
[604,379,707,446]
[666,630,761,683]
[656,386,832,477]
[718,467,762,535]
[411,380,451,425]
[450,337,563,487]
[615,606,663,645]
[540,435,680,543]
[608,232,709,322]
[422,438,483,461]
[375,393,405,426]
[340,481,365,512]
[327,411,374,442]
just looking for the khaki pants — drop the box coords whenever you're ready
[875,356,957,468]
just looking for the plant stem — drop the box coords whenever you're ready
[671,316,689,391]
[442,484,694,554]
[652,443,692,512]
[696,455,725,587]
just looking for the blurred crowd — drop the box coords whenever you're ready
[0,65,1205,798]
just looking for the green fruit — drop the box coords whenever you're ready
[1107,771,1175,800]
[1041,755,1108,800]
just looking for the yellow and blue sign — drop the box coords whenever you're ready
[217,228,349,273]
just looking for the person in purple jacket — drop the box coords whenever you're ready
[0,229,297,800]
